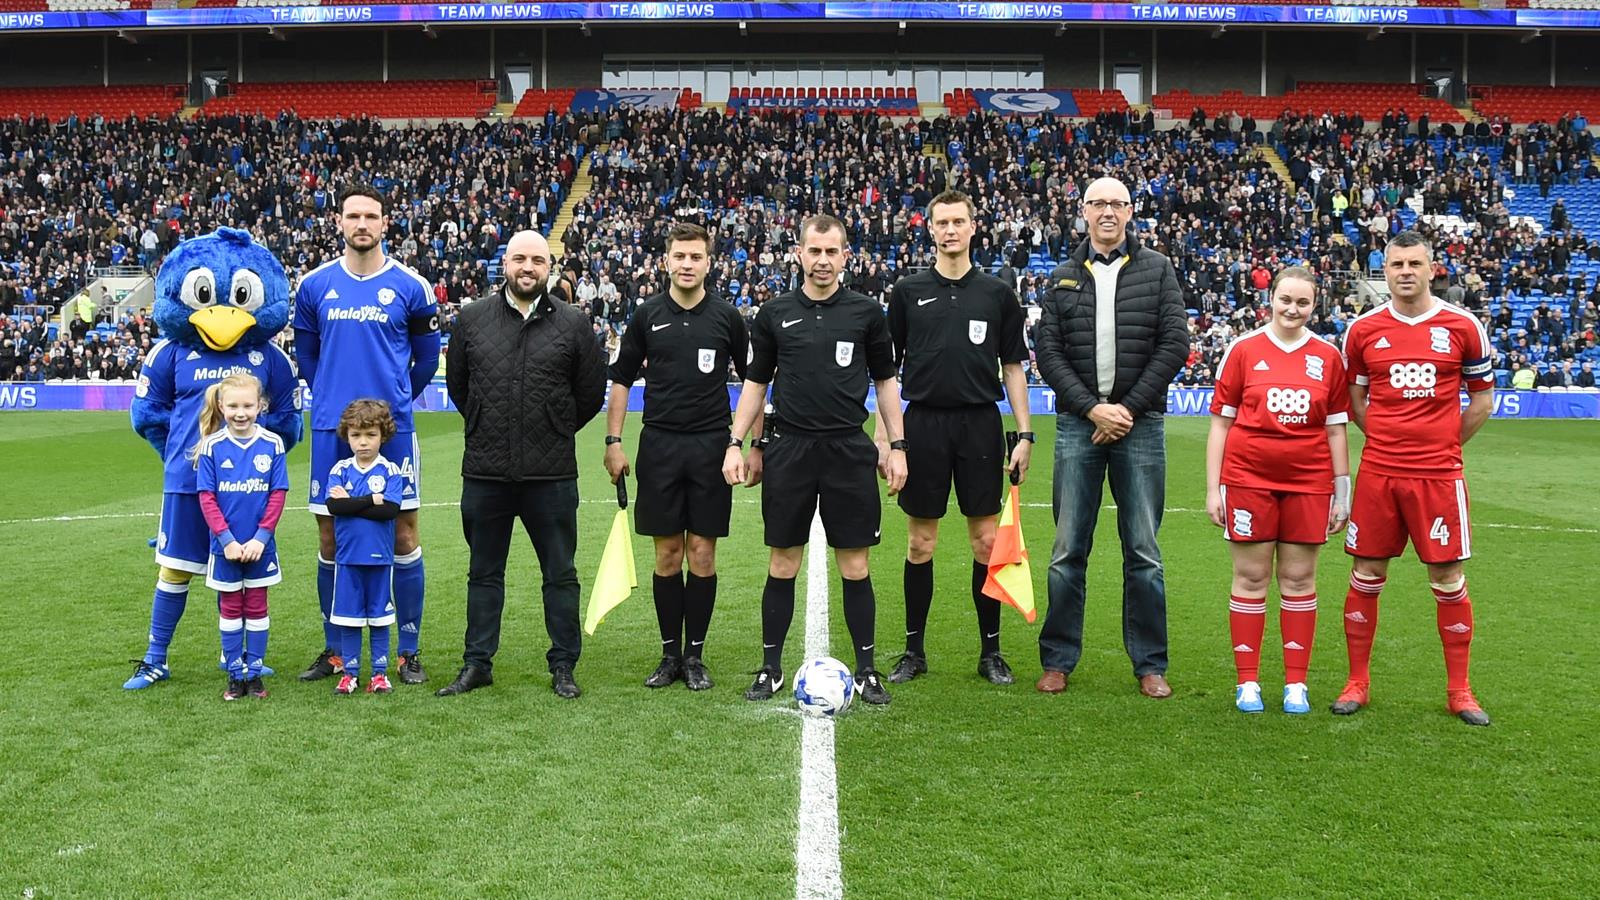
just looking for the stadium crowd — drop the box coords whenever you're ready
[4,104,1600,385]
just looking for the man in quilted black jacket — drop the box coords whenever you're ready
[1033,177,1189,700]
[437,230,607,700]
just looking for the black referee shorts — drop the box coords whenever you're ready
[761,427,881,550]
[898,403,1005,520]
[633,426,733,538]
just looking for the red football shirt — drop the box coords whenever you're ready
[1343,300,1494,479]
[1211,327,1350,493]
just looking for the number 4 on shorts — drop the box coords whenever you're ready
[1430,517,1450,546]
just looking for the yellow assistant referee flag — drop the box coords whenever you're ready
[584,475,638,635]
[981,484,1037,624]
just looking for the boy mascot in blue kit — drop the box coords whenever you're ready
[123,227,303,689]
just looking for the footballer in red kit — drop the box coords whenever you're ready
[1206,267,1351,715]
[1335,231,1495,726]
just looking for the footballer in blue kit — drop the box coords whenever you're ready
[293,184,440,685]
[323,399,407,695]
[125,227,302,691]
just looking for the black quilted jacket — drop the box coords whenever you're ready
[1035,232,1190,419]
[446,287,606,481]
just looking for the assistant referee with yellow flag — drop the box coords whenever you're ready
[878,190,1034,688]
[602,222,751,692]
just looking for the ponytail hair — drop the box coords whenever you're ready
[189,372,266,468]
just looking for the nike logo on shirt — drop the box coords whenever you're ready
[652,323,672,331]
[781,318,803,328]
[917,297,937,306]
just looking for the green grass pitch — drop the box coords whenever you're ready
[1,411,1596,896]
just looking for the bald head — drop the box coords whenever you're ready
[504,230,552,303]
[1084,176,1131,204]
[1083,177,1133,255]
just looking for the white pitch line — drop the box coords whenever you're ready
[795,511,843,900]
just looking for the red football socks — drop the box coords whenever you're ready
[1229,594,1267,683]
[1279,593,1318,684]
[1343,572,1384,684]
[1432,578,1474,692]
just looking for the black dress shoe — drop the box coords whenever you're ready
[435,665,493,697]
[552,666,581,699]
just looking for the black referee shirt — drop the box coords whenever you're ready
[609,291,749,434]
[887,266,1029,405]
[747,286,896,433]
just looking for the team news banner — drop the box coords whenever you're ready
[6,3,1599,33]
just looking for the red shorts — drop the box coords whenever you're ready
[1220,485,1333,545]
[1344,472,1472,564]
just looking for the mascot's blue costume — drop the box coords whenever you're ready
[124,228,302,689]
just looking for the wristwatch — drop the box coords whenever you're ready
[752,438,769,451]
[728,436,744,449]
[889,439,909,451]
[604,435,623,445]
[1016,431,1036,443]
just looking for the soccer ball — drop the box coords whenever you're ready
[794,657,854,717]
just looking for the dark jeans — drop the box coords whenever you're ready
[460,477,581,674]
[1040,411,1169,677]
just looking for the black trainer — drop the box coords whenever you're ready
[682,656,713,691]
[298,648,341,682]
[887,652,927,684]
[855,669,891,705]
[977,651,1015,685]
[245,677,268,699]
[223,678,247,701]
[396,651,428,685]
[552,666,581,699]
[744,666,784,701]
[644,656,682,688]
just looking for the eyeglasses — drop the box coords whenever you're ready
[1085,199,1132,212]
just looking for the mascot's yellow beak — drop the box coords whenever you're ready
[189,307,256,351]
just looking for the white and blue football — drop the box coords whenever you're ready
[794,657,854,717]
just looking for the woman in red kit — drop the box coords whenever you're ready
[1205,266,1351,715]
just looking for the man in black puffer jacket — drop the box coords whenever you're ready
[1033,177,1189,701]
[437,230,606,700]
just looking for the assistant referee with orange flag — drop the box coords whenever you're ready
[878,189,1034,688]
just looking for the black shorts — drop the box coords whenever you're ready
[761,427,881,549]
[899,403,1005,520]
[633,426,733,538]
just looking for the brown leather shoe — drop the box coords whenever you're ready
[1138,673,1172,699]
[1036,670,1068,694]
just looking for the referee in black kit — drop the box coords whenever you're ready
[878,190,1034,687]
[604,222,749,692]
[723,214,908,706]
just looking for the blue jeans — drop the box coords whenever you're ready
[1041,412,1169,677]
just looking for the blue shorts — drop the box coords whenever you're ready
[156,492,210,575]
[308,429,420,516]
[205,544,283,591]
[331,564,395,627]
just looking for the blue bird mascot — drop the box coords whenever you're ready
[123,228,302,689]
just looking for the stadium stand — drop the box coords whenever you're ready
[1156,82,1465,124]
[1474,85,1600,122]
[4,92,1598,386]
[200,80,498,118]
[0,85,185,120]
